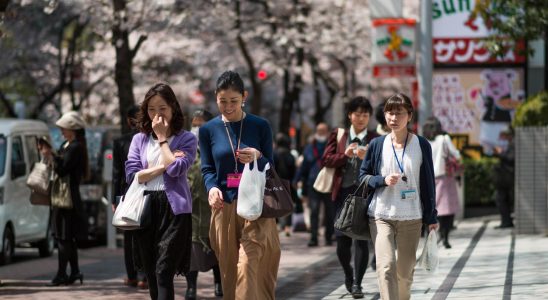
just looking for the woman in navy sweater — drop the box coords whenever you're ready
[199,71,280,300]
[359,93,438,300]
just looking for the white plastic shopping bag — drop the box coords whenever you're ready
[112,175,148,230]
[417,230,439,273]
[237,154,266,221]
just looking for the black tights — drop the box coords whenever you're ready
[336,236,369,285]
[56,239,79,277]
[438,215,454,244]
[185,265,222,288]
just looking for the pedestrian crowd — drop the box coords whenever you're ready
[34,70,514,300]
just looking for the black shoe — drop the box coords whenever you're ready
[307,240,318,247]
[185,287,196,300]
[46,275,68,286]
[351,284,364,299]
[68,273,84,285]
[214,282,223,297]
[325,239,333,246]
[344,275,353,293]
[443,241,452,249]
[495,223,514,229]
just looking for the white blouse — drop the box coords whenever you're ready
[141,135,173,191]
[368,134,423,220]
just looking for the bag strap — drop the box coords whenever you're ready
[352,174,372,197]
[336,128,344,143]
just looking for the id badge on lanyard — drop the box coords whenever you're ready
[227,173,242,188]
[224,115,245,188]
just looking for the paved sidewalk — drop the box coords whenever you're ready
[322,217,548,300]
[0,216,546,299]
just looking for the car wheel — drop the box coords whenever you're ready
[38,226,55,257]
[0,227,14,265]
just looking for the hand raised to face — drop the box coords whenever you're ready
[152,114,169,140]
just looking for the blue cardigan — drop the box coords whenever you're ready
[199,114,273,203]
[358,135,438,225]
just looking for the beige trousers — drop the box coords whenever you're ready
[210,201,281,300]
[369,218,423,300]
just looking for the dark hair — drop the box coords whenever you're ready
[137,83,185,136]
[345,96,373,115]
[275,132,291,148]
[75,128,90,181]
[215,70,245,95]
[375,101,387,126]
[127,106,140,129]
[127,106,139,119]
[422,116,443,141]
[192,109,214,122]
[384,93,414,114]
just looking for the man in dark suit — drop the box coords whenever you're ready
[112,106,148,289]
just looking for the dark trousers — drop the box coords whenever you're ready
[56,239,79,277]
[495,187,513,226]
[135,191,192,300]
[308,186,334,242]
[438,215,454,245]
[123,231,146,281]
[185,265,222,288]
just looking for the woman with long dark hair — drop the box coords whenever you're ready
[126,83,197,300]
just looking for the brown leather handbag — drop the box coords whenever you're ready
[261,166,294,218]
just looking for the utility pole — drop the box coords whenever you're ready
[418,0,433,133]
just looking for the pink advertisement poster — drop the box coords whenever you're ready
[432,68,525,153]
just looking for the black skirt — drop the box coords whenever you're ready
[133,191,192,276]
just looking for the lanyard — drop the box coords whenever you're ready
[223,114,244,173]
[391,133,409,181]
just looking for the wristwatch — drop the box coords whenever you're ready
[159,140,168,146]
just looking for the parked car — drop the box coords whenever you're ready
[49,126,121,242]
[0,119,54,265]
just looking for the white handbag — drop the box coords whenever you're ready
[313,128,344,193]
[112,176,149,230]
[237,153,266,221]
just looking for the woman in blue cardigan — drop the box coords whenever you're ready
[359,93,438,300]
[199,71,280,300]
[125,83,197,300]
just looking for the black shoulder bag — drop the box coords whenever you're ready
[334,175,372,240]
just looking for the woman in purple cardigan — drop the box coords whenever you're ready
[125,83,197,300]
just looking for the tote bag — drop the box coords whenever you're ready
[112,176,149,230]
[26,160,51,195]
[237,153,266,221]
[262,163,294,218]
[51,174,72,209]
[334,175,372,240]
[313,128,344,193]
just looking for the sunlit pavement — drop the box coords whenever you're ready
[0,215,546,299]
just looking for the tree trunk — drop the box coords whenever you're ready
[0,91,17,117]
[112,0,137,134]
[234,0,262,115]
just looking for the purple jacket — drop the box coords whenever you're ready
[125,130,197,215]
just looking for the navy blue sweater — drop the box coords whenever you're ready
[199,114,273,203]
[359,135,438,225]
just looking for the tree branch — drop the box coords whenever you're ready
[130,34,147,59]
[0,91,17,118]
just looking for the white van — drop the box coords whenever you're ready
[0,119,54,265]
